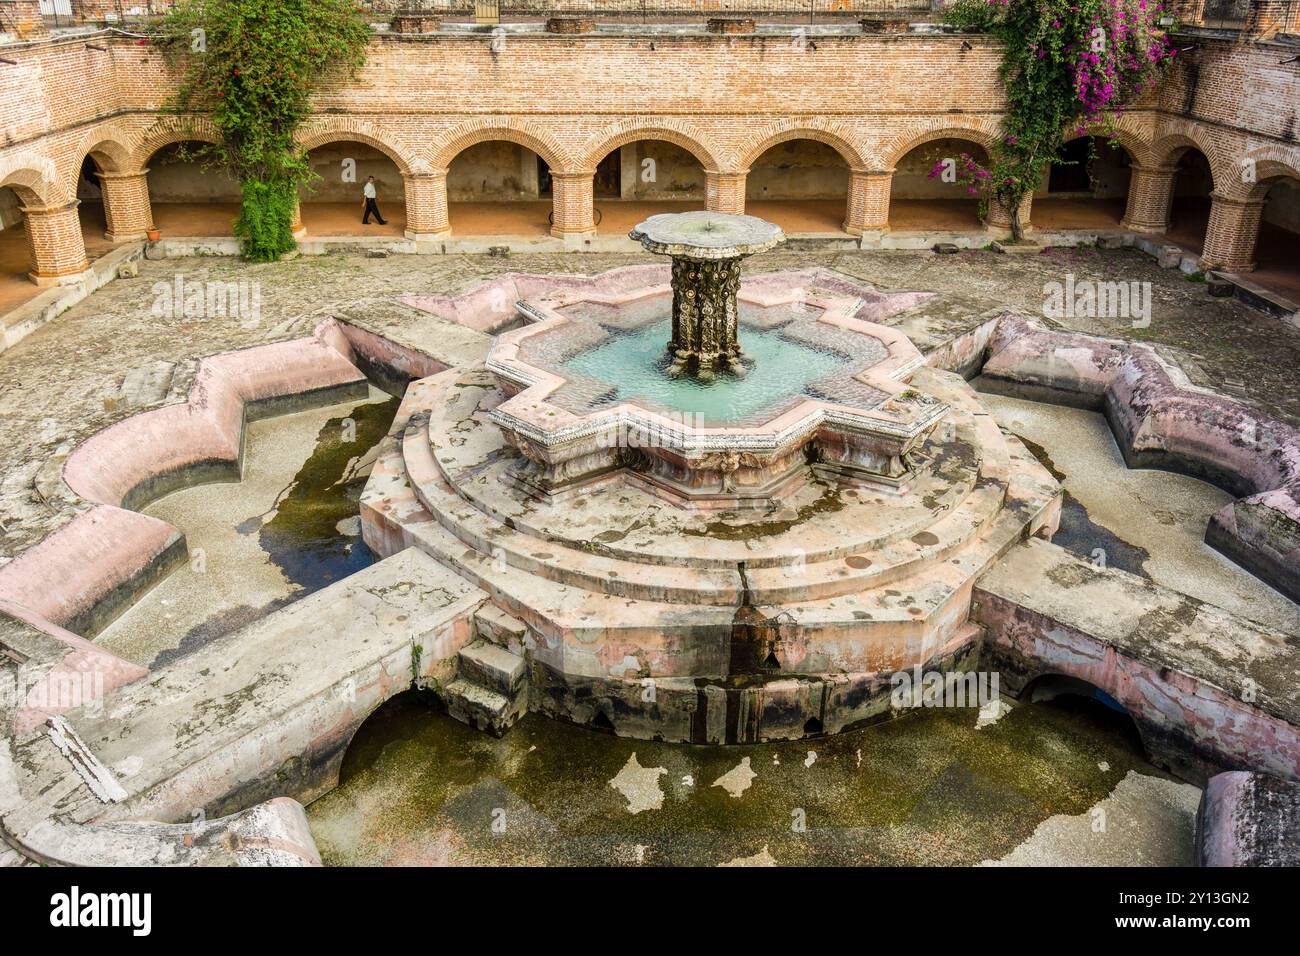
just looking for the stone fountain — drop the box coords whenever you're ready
[627,211,784,379]
[361,212,1064,743]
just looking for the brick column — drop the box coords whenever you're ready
[22,200,91,285]
[289,191,306,238]
[986,192,1034,235]
[1120,163,1178,234]
[95,170,153,242]
[403,170,451,239]
[705,171,747,214]
[550,172,595,238]
[845,169,892,235]
[1200,193,1266,271]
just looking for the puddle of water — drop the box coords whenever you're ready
[981,392,1300,635]
[94,390,399,667]
[258,394,400,590]
[306,693,1195,867]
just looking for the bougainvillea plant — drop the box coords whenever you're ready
[156,0,371,261]
[940,0,1175,240]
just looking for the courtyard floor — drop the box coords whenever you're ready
[3,244,1299,567]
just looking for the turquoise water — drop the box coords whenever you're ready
[560,319,851,424]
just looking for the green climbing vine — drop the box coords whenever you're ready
[155,0,372,261]
[939,0,1175,240]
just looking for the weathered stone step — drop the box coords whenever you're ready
[457,639,527,696]
[473,603,531,654]
[443,679,521,737]
[426,365,990,571]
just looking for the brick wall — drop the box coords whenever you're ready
[0,28,1295,268]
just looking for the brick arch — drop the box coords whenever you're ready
[1063,124,1149,165]
[73,133,134,174]
[130,117,223,169]
[296,122,417,175]
[1240,149,1300,200]
[879,122,1000,170]
[580,120,723,174]
[431,120,570,172]
[1149,129,1226,191]
[0,157,63,207]
[737,123,866,171]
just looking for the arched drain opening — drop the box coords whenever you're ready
[589,711,616,734]
[337,688,442,786]
[1021,673,1146,759]
[803,716,824,736]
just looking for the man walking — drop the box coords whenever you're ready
[362,175,387,225]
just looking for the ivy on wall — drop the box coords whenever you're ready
[940,0,1175,239]
[156,0,372,260]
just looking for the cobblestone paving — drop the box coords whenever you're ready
[1,246,1297,566]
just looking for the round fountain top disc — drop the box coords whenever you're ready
[629,211,786,259]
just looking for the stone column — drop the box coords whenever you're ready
[403,170,451,239]
[1120,163,1178,234]
[550,172,596,238]
[1200,193,1266,271]
[845,168,892,235]
[22,200,91,285]
[705,171,747,215]
[986,192,1034,235]
[669,256,743,377]
[96,170,153,242]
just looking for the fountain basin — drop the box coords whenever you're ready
[487,278,949,508]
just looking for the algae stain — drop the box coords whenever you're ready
[684,482,846,541]
[259,395,400,591]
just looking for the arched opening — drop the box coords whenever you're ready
[592,138,706,234]
[745,139,850,235]
[888,138,991,231]
[0,185,38,313]
[299,140,405,237]
[1165,147,1214,255]
[446,140,551,236]
[1033,136,1132,229]
[145,141,240,237]
[1021,673,1146,757]
[73,154,123,257]
[1251,175,1300,301]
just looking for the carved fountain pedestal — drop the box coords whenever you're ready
[629,211,784,380]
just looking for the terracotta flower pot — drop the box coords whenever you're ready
[146,228,161,242]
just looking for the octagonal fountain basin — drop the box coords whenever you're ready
[488,279,949,508]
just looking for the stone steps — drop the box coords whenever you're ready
[426,365,990,571]
[443,639,529,736]
[403,389,1018,605]
[458,639,527,697]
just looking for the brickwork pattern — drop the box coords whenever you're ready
[0,32,1296,275]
